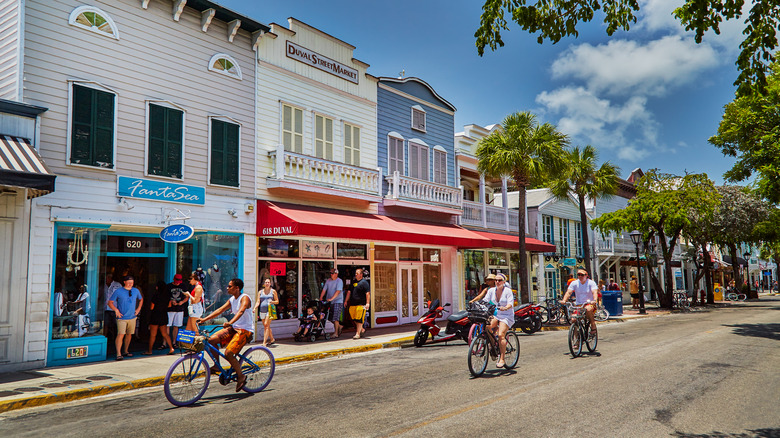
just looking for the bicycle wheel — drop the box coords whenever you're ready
[239,346,275,393]
[585,325,598,353]
[727,292,737,301]
[467,336,488,377]
[558,308,570,325]
[164,353,210,407]
[413,327,429,347]
[538,306,549,324]
[595,306,609,322]
[531,314,542,332]
[468,324,483,345]
[568,324,582,357]
[503,331,520,369]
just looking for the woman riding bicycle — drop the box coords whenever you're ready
[476,273,514,368]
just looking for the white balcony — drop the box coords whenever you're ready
[383,171,463,214]
[596,232,641,255]
[461,200,520,232]
[268,144,382,202]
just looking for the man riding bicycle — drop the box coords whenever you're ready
[196,278,253,392]
[560,269,598,341]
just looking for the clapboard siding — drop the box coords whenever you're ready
[377,82,456,194]
[22,0,256,197]
[0,0,20,100]
[255,20,378,214]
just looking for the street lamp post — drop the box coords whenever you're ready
[629,230,647,314]
[744,251,751,292]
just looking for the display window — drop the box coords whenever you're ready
[374,263,397,312]
[423,264,441,305]
[398,247,420,261]
[302,261,333,306]
[259,260,298,319]
[375,245,396,260]
[463,250,485,301]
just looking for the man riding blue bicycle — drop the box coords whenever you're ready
[197,278,254,392]
[560,269,598,341]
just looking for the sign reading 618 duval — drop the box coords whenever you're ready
[117,176,205,205]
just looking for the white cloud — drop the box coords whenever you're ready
[551,36,720,96]
[536,87,656,162]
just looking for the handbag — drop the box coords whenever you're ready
[269,303,277,320]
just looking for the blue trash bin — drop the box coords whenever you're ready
[602,290,622,316]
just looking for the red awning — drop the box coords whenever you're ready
[257,201,491,248]
[473,231,557,253]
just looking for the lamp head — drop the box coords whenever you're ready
[629,230,641,246]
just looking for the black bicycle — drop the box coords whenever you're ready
[566,303,598,357]
[542,299,570,325]
[466,302,520,377]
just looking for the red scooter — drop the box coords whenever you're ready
[413,299,472,347]
[513,303,543,334]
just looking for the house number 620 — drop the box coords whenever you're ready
[126,240,142,249]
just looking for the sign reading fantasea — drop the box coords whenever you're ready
[117,176,205,205]
[286,41,359,84]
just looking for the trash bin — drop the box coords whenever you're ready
[602,290,622,316]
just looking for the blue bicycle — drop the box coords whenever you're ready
[164,327,275,406]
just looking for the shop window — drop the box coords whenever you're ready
[423,248,440,262]
[489,251,507,266]
[463,250,485,301]
[258,238,299,258]
[210,118,240,187]
[52,226,107,340]
[337,242,366,259]
[70,83,115,169]
[302,261,333,307]
[375,245,396,261]
[559,218,570,256]
[282,103,303,153]
[423,264,441,305]
[259,260,298,319]
[301,240,333,258]
[399,247,420,261]
[147,102,184,179]
[186,234,241,319]
[374,263,397,312]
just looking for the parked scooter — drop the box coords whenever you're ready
[513,303,542,334]
[413,299,472,347]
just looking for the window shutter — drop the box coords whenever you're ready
[434,149,446,184]
[224,122,239,186]
[409,143,419,179]
[210,119,239,187]
[93,90,114,167]
[148,105,165,175]
[70,85,93,165]
[412,109,426,131]
[147,105,182,178]
[420,145,429,180]
[70,84,114,167]
[166,109,183,178]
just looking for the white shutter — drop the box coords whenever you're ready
[434,149,446,184]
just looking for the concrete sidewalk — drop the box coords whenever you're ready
[0,309,664,413]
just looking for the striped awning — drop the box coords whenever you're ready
[0,135,55,197]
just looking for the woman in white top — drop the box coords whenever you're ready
[484,273,515,368]
[185,273,205,331]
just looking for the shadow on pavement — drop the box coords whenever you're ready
[724,323,780,341]
[468,368,518,379]
[671,428,780,437]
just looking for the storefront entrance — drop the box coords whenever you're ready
[399,265,422,325]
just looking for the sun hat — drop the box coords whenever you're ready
[486,273,496,281]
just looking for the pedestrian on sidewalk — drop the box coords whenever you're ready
[144,281,175,355]
[469,273,496,303]
[254,278,279,347]
[108,275,143,360]
[320,268,344,338]
[184,273,205,331]
[166,274,188,349]
[345,268,370,340]
[629,275,640,309]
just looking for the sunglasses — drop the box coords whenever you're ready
[496,279,505,283]
[577,273,586,277]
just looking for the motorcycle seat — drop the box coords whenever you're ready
[516,303,532,310]
[447,310,468,322]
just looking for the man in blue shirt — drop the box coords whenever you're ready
[108,275,143,360]
[320,268,344,338]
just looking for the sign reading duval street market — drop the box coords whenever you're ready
[117,176,205,205]
[286,41,359,84]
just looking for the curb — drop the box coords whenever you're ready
[0,336,417,414]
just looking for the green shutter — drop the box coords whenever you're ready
[210,119,239,186]
[70,84,114,167]
[147,104,183,178]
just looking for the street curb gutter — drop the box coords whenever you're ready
[0,337,417,414]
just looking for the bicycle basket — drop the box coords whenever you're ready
[176,329,206,352]
[467,302,496,323]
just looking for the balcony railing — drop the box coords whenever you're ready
[268,144,382,198]
[596,232,641,255]
[461,200,520,232]
[384,171,463,210]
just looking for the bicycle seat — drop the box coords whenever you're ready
[516,303,531,310]
[447,310,468,322]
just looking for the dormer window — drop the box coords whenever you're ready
[411,105,426,132]
[69,6,119,39]
[208,53,242,80]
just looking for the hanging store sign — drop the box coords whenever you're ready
[160,224,194,243]
[286,41,359,84]
[117,176,205,205]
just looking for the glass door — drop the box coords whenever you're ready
[399,264,422,325]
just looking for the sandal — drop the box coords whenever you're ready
[235,375,247,392]
[496,361,505,368]
[124,352,133,357]
[116,355,123,361]
[167,349,175,355]
[352,335,361,340]
[142,351,153,356]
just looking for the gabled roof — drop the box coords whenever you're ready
[377,76,456,112]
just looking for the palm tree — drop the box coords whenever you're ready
[476,111,568,302]
[549,145,620,277]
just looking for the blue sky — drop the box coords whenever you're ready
[219,0,744,184]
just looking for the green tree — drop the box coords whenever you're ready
[591,170,719,308]
[548,145,620,276]
[475,0,778,94]
[754,206,780,290]
[476,111,568,302]
[709,62,780,203]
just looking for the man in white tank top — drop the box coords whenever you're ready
[197,278,254,392]
[560,268,599,339]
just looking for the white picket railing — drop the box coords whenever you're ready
[385,171,463,209]
[461,200,521,232]
[268,144,382,197]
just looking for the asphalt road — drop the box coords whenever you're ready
[1,299,779,437]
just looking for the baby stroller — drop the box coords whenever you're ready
[294,300,330,342]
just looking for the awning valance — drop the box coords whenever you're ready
[257,201,492,249]
[0,135,55,197]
